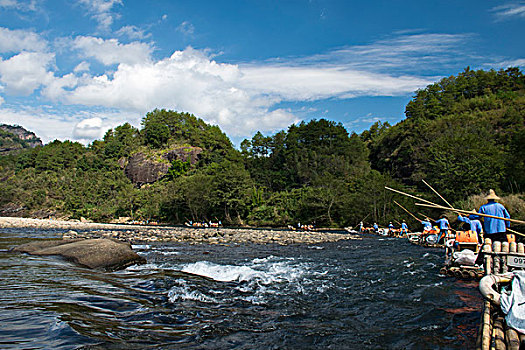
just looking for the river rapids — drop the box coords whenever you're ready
[0,228,481,349]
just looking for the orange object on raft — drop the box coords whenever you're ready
[455,230,479,244]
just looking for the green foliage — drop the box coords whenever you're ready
[1,67,523,228]
[166,159,191,179]
[242,119,369,193]
[103,123,140,158]
[368,67,525,202]
[405,67,525,120]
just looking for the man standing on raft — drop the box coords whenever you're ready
[400,221,408,237]
[457,210,484,244]
[477,189,511,242]
[435,215,450,244]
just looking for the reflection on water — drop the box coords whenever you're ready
[0,229,481,349]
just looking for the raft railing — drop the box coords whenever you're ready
[477,238,525,349]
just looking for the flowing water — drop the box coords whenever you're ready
[0,228,482,349]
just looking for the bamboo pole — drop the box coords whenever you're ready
[422,179,454,208]
[393,200,422,222]
[502,242,509,274]
[414,202,525,225]
[385,186,440,207]
[493,314,506,350]
[507,228,525,238]
[484,238,493,275]
[493,241,502,274]
[505,324,520,350]
[481,300,492,350]
[481,238,494,350]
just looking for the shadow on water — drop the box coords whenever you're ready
[0,229,481,349]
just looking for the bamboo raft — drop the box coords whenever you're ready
[477,238,525,349]
[440,265,484,280]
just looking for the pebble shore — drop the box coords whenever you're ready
[0,217,360,245]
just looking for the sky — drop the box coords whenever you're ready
[0,0,523,146]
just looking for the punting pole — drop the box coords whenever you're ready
[422,179,454,208]
[385,186,439,207]
[393,200,421,222]
[507,228,525,238]
[420,180,459,232]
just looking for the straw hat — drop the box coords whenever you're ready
[485,189,500,201]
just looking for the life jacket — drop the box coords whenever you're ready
[455,230,478,244]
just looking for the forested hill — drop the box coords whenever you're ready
[0,67,524,228]
[365,67,525,203]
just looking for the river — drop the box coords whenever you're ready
[0,228,481,349]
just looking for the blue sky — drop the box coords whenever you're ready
[0,0,523,145]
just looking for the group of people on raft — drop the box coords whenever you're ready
[420,189,512,246]
[185,220,222,228]
[359,221,409,237]
[358,189,513,246]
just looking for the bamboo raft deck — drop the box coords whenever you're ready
[477,238,525,349]
[440,265,484,280]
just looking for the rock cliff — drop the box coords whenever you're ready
[123,146,202,185]
[0,124,43,155]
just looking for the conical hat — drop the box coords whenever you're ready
[485,189,500,200]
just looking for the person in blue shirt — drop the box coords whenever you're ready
[435,215,450,244]
[359,221,364,232]
[400,221,408,236]
[458,210,483,243]
[388,222,395,235]
[477,189,510,242]
[373,223,379,233]
[421,218,432,231]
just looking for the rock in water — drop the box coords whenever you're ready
[13,238,146,271]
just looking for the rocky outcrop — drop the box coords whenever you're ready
[124,146,202,185]
[163,146,202,164]
[124,152,170,185]
[13,238,146,271]
[0,124,42,155]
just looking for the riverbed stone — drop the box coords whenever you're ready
[13,238,146,271]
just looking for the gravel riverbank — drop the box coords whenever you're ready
[0,217,360,245]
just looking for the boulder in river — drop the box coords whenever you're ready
[13,238,146,271]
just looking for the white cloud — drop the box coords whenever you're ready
[493,58,525,68]
[41,73,78,100]
[0,27,47,53]
[73,116,104,141]
[0,0,37,11]
[0,51,55,95]
[1,32,499,143]
[72,36,153,65]
[45,46,429,138]
[238,65,429,100]
[0,107,78,142]
[294,33,474,74]
[0,106,137,144]
[74,61,90,72]
[116,25,151,40]
[77,0,122,30]
[492,3,525,20]
[177,21,195,36]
